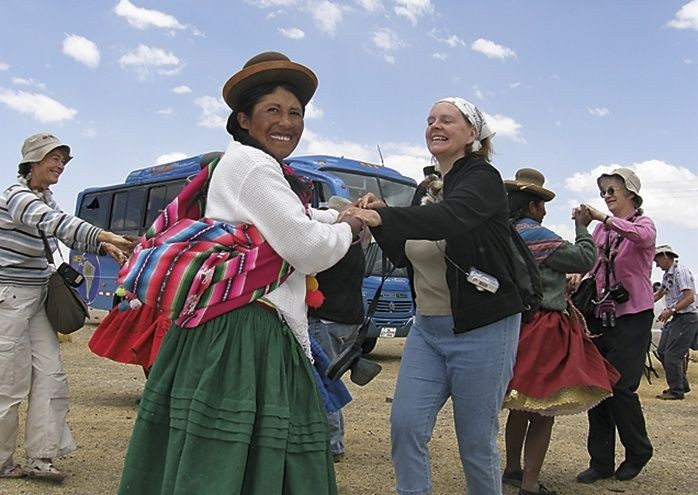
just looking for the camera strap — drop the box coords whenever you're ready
[603,212,637,292]
[355,262,396,344]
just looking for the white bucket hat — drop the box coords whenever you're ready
[19,133,72,166]
[597,167,642,206]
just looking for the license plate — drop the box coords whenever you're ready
[379,327,397,338]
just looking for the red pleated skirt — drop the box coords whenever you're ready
[88,304,172,370]
[504,310,620,415]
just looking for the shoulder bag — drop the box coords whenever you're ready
[40,231,89,334]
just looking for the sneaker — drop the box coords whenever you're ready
[26,458,66,482]
[0,459,25,478]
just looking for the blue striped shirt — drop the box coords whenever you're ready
[0,182,102,287]
[661,261,698,314]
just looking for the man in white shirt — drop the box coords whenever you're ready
[653,245,698,400]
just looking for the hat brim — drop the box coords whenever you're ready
[222,60,318,112]
[504,180,555,201]
[19,144,72,166]
[655,250,679,259]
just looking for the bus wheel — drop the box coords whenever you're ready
[361,338,378,355]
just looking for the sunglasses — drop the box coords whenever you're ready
[599,186,625,198]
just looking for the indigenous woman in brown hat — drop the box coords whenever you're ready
[344,97,523,495]
[0,134,132,482]
[501,169,620,495]
[572,168,656,484]
[117,52,361,495]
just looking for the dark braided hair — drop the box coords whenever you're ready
[508,190,544,222]
[227,82,310,200]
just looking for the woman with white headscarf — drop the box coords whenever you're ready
[344,97,522,495]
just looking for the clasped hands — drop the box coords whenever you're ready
[98,232,140,266]
[338,193,385,236]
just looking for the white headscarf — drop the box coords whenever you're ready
[437,97,495,152]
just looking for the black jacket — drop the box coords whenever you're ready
[372,154,523,332]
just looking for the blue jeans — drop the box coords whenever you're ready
[308,317,360,455]
[390,313,520,495]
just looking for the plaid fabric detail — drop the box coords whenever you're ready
[117,156,293,328]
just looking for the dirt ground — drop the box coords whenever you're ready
[1,324,697,495]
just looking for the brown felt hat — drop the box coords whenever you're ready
[222,51,318,112]
[504,168,555,201]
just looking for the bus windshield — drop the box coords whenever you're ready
[324,170,415,207]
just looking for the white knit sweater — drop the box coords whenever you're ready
[205,140,353,357]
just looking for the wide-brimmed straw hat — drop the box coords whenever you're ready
[19,133,72,166]
[504,168,555,201]
[655,244,679,259]
[222,51,318,113]
[597,167,643,206]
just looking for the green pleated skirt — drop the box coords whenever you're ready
[118,305,337,495]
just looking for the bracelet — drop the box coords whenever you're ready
[603,215,610,226]
[98,242,107,256]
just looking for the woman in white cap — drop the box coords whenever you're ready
[501,169,620,495]
[0,134,133,481]
[345,98,522,495]
[117,52,361,495]
[572,168,655,484]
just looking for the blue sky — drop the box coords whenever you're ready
[1,0,697,281]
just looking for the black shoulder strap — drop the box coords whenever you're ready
[38,230,55,266]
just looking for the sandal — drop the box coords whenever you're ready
[502,468,524,487]
[26,458,66,482]
[0,461,26,478]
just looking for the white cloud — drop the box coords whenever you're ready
[564,160,698,229]
[587,107,610,117]
[157,108,176,117]
[114,0,185,30]
[0,87,77,123]
[279,27,306,39]
[429,30,466,48]
[0,63,9,71]
[82,127,97,138]
[11,77,46,89]
[305,101,324,119]
[309,0,343,36]
[394,0,433,25]
[432,52,448,60]
[471,38,516,60]
[667,0,698,30]
[62,34,100,69]
[483,112,526,143]
[683,58,693,64]
[474,89,484,100]
[156,152,189,165]
[119,45,183,78]
[171,85,191,94]
[509,82,522,88]
[244,0,297,6]
[194,96,227,129]
[355,0,384,12]
[372,27,405,63]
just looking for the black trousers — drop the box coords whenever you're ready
[586,310,654,472]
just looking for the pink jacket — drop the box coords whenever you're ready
[592,212,656,318]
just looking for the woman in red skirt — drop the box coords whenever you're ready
[501,169,620,495]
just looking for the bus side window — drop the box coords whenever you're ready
[78,193,111,229]
[110,189,145,236]
[145,181,186,228]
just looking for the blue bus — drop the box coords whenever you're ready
[69,152,416,353]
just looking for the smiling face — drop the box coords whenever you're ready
[598,176,636,217]
[425,102,476,170]
[29,147,69,191]
[237,86,304,162]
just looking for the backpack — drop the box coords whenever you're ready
[508,223,543,323]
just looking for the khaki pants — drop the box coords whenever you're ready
[0,284,75,465]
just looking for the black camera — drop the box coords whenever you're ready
[608,283,629,303]
[57,262,85,288]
